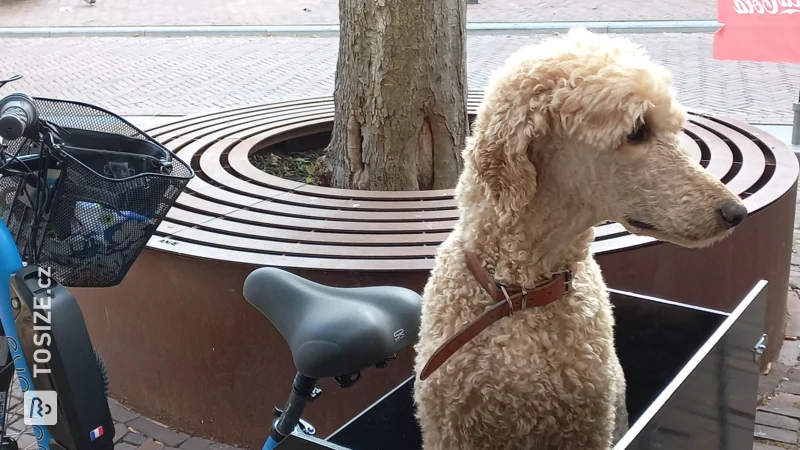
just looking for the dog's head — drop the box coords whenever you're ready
[465,29,746,248]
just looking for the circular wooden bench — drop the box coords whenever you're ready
[73,91,799,449]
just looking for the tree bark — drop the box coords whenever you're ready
[323,0,468,191]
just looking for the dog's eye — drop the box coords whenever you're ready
[627,124,648,144]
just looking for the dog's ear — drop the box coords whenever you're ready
[468,101,548,220]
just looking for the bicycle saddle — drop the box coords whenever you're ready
[243,267,422,379]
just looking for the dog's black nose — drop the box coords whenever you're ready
[719,200,747,228]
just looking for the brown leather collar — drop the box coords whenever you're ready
[418,249,576,381]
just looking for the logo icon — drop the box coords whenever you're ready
[393,329,405,341]
[89,425,104,441]
[23,390,57,426]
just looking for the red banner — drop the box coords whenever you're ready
[714,0,800,63]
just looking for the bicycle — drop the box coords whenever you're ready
[0,74,194,450]
[242,267,423,449]
[0,73,423,450]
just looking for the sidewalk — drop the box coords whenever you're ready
[0,34,797,124]
[0,0,716,28]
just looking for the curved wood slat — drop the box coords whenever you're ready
[223,206,458,233]
[683,123,734,182]
[695,116,797,213]
[154,102,335,144]
[679,132,702,163]
[147,237,435,271]
[690,116,766,196]
[166,227,439,258]
[164,210,451,245]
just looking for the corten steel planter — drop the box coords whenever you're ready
[280,282,769,450]
[71,92,798,449]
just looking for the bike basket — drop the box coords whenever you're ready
[0,97,194,287]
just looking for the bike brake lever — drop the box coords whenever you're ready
[0,74,23,89]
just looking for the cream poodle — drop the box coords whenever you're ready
[412,29,748,450]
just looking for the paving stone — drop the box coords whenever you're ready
[778,340,800,366]
[781,380,800,396]
[116,445,137,450]
[766,393,800,408]
[759,363,792,401]
[10,382,21,398]
[180,436,214,450]
[209,444,239,450]
[7,396,21,410]
[115,422,130,443]
[110,399,142,423]
[0,0,715,27]
[124,432,147,446]
[759,403,800,420]
[754,441,791,450]
[8,418,26,433]
[786,313,800,339]
[128,417,191,447]
[756,411,800,430]
[755,424,798,444]
[5,414,19,426]
[788,290,800,314]
[137,439,166,450]
[17,434,37,448]
[785,369,800,384]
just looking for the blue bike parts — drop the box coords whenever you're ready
[9,265,114,450]
[0,93,39,141]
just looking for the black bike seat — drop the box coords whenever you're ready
[243,267,422,379]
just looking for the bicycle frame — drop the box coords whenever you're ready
[0,77,189,450]
[262,372,321,450]
[0,218,54,449]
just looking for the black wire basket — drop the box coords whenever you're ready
[0,98,194,287]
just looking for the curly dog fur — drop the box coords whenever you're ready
[412,29,747,450]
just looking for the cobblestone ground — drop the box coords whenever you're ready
[1,34,798,124]
[0,0,716,28]
[754,182,800,450]
[5,381,242,449]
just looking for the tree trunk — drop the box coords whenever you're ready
[323,0,468,191]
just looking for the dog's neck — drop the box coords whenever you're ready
[457,168,598,289]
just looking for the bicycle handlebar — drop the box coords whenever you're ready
[0,93,38,141]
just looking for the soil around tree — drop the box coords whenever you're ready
[249,147,329,187]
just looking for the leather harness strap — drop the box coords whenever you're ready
[418,249,576,381]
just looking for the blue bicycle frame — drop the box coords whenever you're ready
[261,372,320,450]
[265,436,280,449]
[0,209,54,448]
[0,80,191,450]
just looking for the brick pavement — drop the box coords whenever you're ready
[4,380,242,449]
[755,182,800,450]
[0,0,716,28]
[1,34,798,124]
